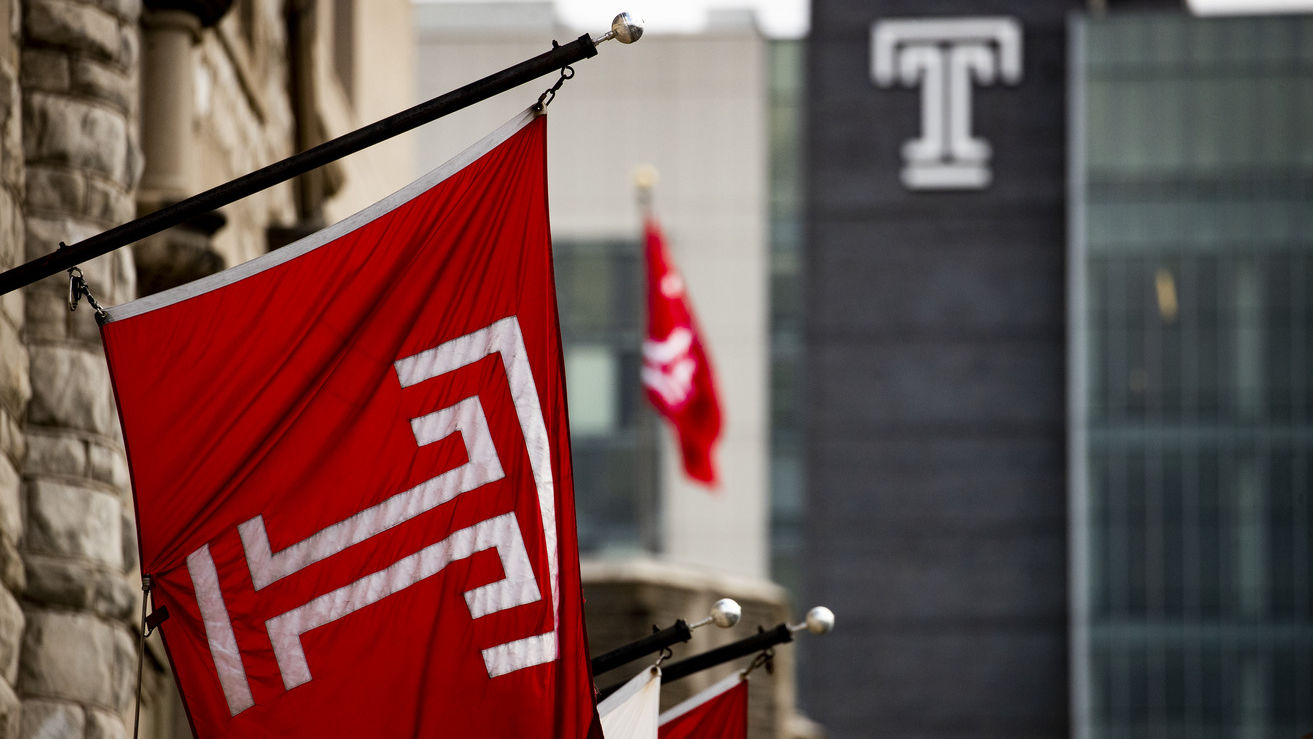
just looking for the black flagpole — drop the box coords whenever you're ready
[0,13,642,297]
[595,606,834,699]
[596,624,792,700]
[590,620,694,677]
[591,598,741,677]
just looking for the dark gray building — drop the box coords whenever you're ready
[799,2,1313,738]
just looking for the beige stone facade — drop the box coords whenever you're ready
[0,1,413,736]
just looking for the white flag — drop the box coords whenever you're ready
[599,666,661,739]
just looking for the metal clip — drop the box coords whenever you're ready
[534,65,575,111]
[65,265,109,323]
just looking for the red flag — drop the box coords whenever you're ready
[658,673,748,739]
[100,111,598,738]
[641,217,723,486]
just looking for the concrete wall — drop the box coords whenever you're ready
[803,2,1076,737]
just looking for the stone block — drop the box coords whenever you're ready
[0,72,19,189]
[24,166,83,214]
[0,455,20,541]
[0,292,18,338]
[0,189,16,273]
[72,58,131,112]
[88,443,128,491]
[0,535,24,594]
[19,610,134,711]
[22,432,86,479]
[24,556,135,621]
[17,48,69,93]
[0,412,22,472]
[0,314,25,422]
[87,0,140,24]
[0,678,17,739]
[0,57,12,122]
[22,93,129,184]
[91,567,136,621]
[0,587,21,684]
[85,177,132,225]
[18,699,84,739]
[25,479,123,570]
[118,21,138,71]
[23,0,120,62]
[24,215,98,263]
[20,288,66,343]
[119,508,137,574]
[26,345,116,437]
[85,708,127,739]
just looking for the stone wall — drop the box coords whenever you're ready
[17,0,142,736]
[0,0,29,733]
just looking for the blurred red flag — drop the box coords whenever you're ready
[641,217,723,487]
[658,674,747,739]
[100,111,598,738]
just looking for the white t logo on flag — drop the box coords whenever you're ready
[641,327,697,408]
[186,317,559,716]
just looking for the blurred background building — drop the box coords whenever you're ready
[806,0,1313,738]
[1069,8,1313,738]
[1,0,1311,737]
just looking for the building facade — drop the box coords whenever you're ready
[1069,11,1313,737]
[0,1,414,736]
[803,1,1313,738]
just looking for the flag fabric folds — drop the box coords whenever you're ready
[100,110,598,738]
[658,673,748,739]
[640,217,723,486]
[599,667,662,739]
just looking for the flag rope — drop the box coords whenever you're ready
[132,575,151,739]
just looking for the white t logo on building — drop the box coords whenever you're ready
[871,17,1023,190]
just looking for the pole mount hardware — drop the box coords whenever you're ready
[593,12,643,45]
[789,606,836,635]
[688,598,742,630]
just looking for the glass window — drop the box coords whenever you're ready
[1073,12,1313,738]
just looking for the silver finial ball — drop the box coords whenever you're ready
[611,12,643,44]
[709,598,741,628]
[805,606,835,635]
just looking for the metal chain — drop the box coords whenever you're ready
[534,64,575,111]
[740,647,775,679]
[65,262,108,323]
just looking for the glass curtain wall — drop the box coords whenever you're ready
[554,238,660,554]
[769,38,806,597]
[1070,13,1313,739]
